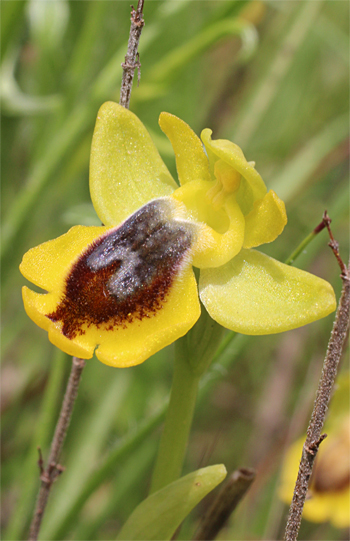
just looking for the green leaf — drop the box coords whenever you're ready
[116,465,227,540]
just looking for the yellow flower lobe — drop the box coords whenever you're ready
[206,159,241,211]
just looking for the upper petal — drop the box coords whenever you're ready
[199,249,336,334]
[159,112,211,185]
[201,128,267,203]
[90,102,178,226]
[243,190,287,248]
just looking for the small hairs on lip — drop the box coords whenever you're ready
[48,199,196,339]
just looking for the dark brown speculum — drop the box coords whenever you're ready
[48,200,195,339]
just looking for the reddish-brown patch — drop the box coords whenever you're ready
[48,200,194,339]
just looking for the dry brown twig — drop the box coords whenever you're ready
[119,0,145,109]
[28,357,86,540]
[27,3,145,539]
[284,213,350,541]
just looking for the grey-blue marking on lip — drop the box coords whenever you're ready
[86,199,195,302]
[49,199,197,339]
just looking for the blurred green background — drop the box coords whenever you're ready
[1,1,349,540]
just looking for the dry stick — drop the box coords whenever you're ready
[193,468,256,541]
[28,357,86,541]
[284,216,350,541]
[322,210,348,276]
[119,0,145,109]
[27,5,145,539]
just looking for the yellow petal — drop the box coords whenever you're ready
[171,180,245,268]
[243,190,287,248]
[201,128,267,202]
[20,225,107,290]
[199,249,336,334]
[159,112,211,185]
[90,102,177,226]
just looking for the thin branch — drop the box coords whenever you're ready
[284,243,350,540]
[119,0,145,109]
[28,357,86,541]
[28,5,145,537]
[285,214,328,266]
[193,468,256,540]
[322,210,348,277]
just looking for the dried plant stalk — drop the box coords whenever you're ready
[284,254,350,541]
[28,357,86,541]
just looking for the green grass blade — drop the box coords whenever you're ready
[270,113,349,201]
[40,369,132,540]
[232,0,325,147]
[4,350,68,541]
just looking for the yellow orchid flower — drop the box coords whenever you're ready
[279,374,350,528]
[20,102,336,368]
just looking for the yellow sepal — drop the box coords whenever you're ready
[199,249,336,334]
[90,102,177,227]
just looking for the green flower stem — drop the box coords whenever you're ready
[150,310,225,494]
[284,211,333,266]
[47,220,338,538]
[149,345,200,494]
[285,230,319,266]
